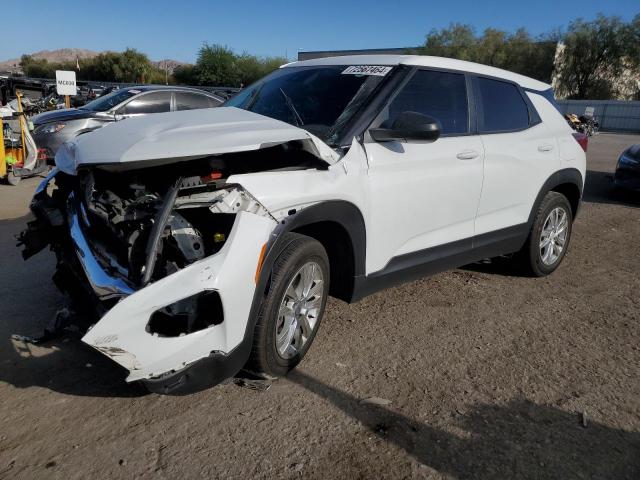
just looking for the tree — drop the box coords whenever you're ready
[422,24,477,62]
[173,64,198,85]
[419,24,557,83]
[195,43,239,86]
[178,44,287,87]
[118,48,154,83]
[625,14,640,99]
[236,53,288,86]
[87,52,124,81]
[554,15,632,99]
[20,55,55,78]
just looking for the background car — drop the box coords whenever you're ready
[32,86,224,162]
[614,144,640,192]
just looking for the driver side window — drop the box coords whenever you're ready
[382,70,469,135]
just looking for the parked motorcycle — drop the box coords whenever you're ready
[579,115,599,137]
[564,113,599,137]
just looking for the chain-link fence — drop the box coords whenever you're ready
[557,100,640,134]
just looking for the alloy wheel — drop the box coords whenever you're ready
[275,261,325,359]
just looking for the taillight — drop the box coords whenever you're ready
[572,132,588,152]
[37,148,50,160]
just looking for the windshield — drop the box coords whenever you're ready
[81,88,140,112]
[225,65,391,145]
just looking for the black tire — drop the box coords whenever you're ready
[245,233,329,378]
[516,191,573,277]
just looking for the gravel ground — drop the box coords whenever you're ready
[0,133,639,479]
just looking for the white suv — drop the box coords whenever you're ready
[20,55,586,393]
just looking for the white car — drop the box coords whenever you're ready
[19,55,586,393]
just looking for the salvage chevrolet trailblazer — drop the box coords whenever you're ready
[19,56,587,394]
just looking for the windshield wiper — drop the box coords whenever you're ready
[279,88,304,126]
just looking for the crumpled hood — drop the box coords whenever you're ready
[55,107,339,174]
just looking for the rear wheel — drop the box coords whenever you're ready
[516,191,573,276]
[246,233,329,378]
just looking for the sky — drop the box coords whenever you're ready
[2,0,638,63]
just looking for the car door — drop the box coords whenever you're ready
[472,76,561,236]
[117,91,172,118]
[364,69,484,273]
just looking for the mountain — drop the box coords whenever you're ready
[152,59,187,75]
[0,49,189,74]
[0,48,99,71]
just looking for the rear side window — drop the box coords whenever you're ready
[476,77,529,133]
[384,70,469,135]
[175,91,220,110]
[122,91,171,115]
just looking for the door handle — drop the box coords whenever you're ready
[456,150,479,160]
[538,143,554,152]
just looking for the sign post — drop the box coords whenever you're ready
[55,70,76,109]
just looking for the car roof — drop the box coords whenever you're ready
[283,55,551,91]
[126,85,223,99]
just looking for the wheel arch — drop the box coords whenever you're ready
[528,168,584,225]
[266,201,366,303]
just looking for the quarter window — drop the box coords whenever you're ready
[175,92,221,110]
[122,91,171,115]
[383,70,469,135]
[476,77,529,132]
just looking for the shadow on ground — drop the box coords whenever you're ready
[583,169,639,208]
[288,370,640,479]
[463,168,639,277]
[0,214,147,398]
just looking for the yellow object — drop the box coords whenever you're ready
[0,116,6,178]
[213,233,226,243]
[5,147,23,165]
[15,91,27,162]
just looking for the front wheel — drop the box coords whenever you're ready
[245,233,329,378]
[516,191,573,276]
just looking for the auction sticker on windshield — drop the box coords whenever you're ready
[342,66,393,76]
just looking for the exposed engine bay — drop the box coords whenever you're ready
[17,139,325,344]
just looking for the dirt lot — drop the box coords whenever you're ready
[0,134,639,479]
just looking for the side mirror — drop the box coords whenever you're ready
[369,111,441,143]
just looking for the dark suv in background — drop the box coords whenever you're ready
[32,86,223,161]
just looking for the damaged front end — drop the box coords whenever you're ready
[18,151,291,393]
